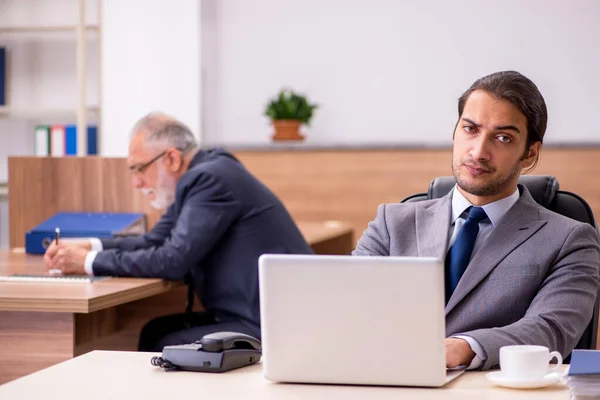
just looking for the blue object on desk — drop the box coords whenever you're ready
[568,350,600,375]
[25,212,146,254]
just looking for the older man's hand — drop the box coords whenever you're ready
[44,242,90,275]
[44,239,91,267]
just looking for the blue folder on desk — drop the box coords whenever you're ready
[25,212,146,254]
[568,350,600,376]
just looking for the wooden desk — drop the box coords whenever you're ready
[297,220,355,254]
[0,221,354,384]
[0,351,570,399]
[0,250,182,385]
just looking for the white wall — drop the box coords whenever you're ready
[202,0,600,146]
[0,196,7,249]
[101,0,202,157]
[0,0,99,247]
[0,0,98,26]
[0,0,99,182]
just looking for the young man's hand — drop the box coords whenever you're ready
[445,337,475,368]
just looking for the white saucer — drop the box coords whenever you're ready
[486,371,563,389]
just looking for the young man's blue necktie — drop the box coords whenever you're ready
[445,206,488,303]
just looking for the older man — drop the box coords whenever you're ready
[45,112,312,350]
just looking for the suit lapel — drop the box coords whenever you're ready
[445,187,547,314]
[416,192,452,259]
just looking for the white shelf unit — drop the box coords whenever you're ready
[0,25,99,33]
[0,105,99,117]
[0,0,101,157]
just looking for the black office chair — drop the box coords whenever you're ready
[401,175,599,359]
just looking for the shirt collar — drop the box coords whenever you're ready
[450,185,520,228]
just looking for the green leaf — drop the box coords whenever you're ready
[264,88,318,125]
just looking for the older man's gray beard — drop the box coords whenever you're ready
[140,164,178,209]
[141,187,174,210]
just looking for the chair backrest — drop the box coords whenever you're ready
[401,175,599,355]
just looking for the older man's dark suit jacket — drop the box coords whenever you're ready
[92,148,313,337]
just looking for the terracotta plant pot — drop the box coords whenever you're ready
[272,120,304,141]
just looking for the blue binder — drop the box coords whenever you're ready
[25,212,146,254]
[65,125,98,155]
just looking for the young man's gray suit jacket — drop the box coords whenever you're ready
[353,185,600,370]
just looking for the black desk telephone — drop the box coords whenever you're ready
[151,332,262,373]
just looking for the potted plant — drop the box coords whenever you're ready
[264,89,318,141]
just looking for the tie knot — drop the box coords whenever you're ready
[467,206,487,222]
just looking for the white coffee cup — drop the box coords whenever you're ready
[499,345,563,381]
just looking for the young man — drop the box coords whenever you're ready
[353,71,600,370]
[44,112,313,350]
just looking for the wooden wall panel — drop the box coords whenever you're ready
[234,150,452,241]
[234,148,600,242]
[53,157,103,211]
[8,148,600,250]
[8,157,162,248]
[8,158,59,249]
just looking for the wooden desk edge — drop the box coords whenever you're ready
[0,350,571,398]
[0,298,90,313]
[87,279,183,313]
[0,279,183,313]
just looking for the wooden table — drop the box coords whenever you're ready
[0,250,183,385]
[0,351,571,399]
[298,220,355,255]
[0,221,354,384]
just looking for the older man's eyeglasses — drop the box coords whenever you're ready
[128,151,167,175]
[129,145,193,175]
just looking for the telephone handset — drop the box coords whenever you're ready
[199,331,261,352]
[151,331,262,373]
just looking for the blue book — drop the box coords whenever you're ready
[568,350,600,375]
[65,125,98,155]
[0,47,5,105]
[25,212,146,254]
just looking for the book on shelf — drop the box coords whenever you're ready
[34,125,50,156]
[65,124,98,155]
[35,124,98,156]
[50,125,66,156]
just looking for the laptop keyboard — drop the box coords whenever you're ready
[0,274,108,283]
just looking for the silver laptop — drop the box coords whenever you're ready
[258,254,465,387]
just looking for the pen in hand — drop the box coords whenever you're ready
[49,227,61,275]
